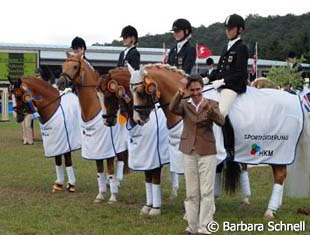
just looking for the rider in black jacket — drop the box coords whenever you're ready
[117,25,140,70]
[167,19,196,74]
[210,14,249,117]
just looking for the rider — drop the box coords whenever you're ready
[210,14,249,118]
[209,14,249,157]
[118,25,140,70]
[167,18,196,74]
[71,36,87,57]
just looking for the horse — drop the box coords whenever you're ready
[97,67,169,216]
[8,75,81,192]
[127,63,310,220]
[61,52,128,203]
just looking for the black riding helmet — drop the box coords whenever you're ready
[71,36,87,50]
[171,18,192,36]
[224,14,245,30]
[121,25,138,41]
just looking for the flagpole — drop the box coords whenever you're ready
[195,43,198,74]
[255,42,258,79]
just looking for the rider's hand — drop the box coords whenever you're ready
[60,88,72,95]
[212,79,225,89]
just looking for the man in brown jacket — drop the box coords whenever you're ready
[169,74,224,235]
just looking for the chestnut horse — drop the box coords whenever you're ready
[9,75,80,192]
[61,52,128,203]
[97,67,168,216]
[128,63,309,220]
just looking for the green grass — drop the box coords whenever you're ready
[0,117,310,235]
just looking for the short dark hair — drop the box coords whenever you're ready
[206,57,214,65]
[287,51,297,59]
[186,74,204,88]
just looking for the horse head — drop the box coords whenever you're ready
[9,77,25,123]
[62,51,99,87]
[9,75,59,123]
[98,68,133,126]
[251,77,279,89]
[128,64,160,125]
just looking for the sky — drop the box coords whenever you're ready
[1,0,309,46]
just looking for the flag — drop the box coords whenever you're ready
[251,42,258,77]
[196,44,212,59]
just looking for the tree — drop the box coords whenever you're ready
[267,65,304,90]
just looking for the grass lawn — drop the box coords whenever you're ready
[0,117,309,235]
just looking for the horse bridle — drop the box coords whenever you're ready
[130,77,158,115]
[99,78,133,119]
[61,58,98,88]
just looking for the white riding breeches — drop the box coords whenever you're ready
[219,89,237,117]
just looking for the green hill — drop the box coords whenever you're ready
[103,13,310,62]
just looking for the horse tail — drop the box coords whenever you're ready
[223,159,240,194]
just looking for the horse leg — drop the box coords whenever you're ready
[107,157,118,204]
[115,150,128,182]
[64,152,76,192]
[169,171,179,199]
[140,170,153,215]
[94,160,106,203]
[264,165,286,220]
[149,167,162,216]
[240,163,251,205]
[52,155,64,192]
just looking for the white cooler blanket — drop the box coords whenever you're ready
[81,111,116,160]
[40,92,81,157]
[203,85,303,165]
[127,108,169,171]
[168,120,184,174]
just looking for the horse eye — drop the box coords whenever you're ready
[73,65,78,70]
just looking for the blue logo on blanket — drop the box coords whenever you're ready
[250,144,273,157]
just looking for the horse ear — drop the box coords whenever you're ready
[21,83,28,91]
[139,65,146,77]
[66,51,73,58]
[127,63,135,75]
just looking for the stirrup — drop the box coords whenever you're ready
[66,183,76,193]
[52,183,64,192]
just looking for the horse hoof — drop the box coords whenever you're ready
[66,183,76,193]
[52,183,64,192]
[93,193,105,203]
[240,197,250,207]
[264,209,275,220]
[140,205,152,215]
[108,193,118,204]
[149,208,161,216]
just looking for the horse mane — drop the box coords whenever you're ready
[144,63,188,78]
[22,75,59,96]
[108,67,131,88]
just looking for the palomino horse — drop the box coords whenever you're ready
[128,64,309,220]
[97,67,168,216]
[61,52,128,203]
[9,75,81,192]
